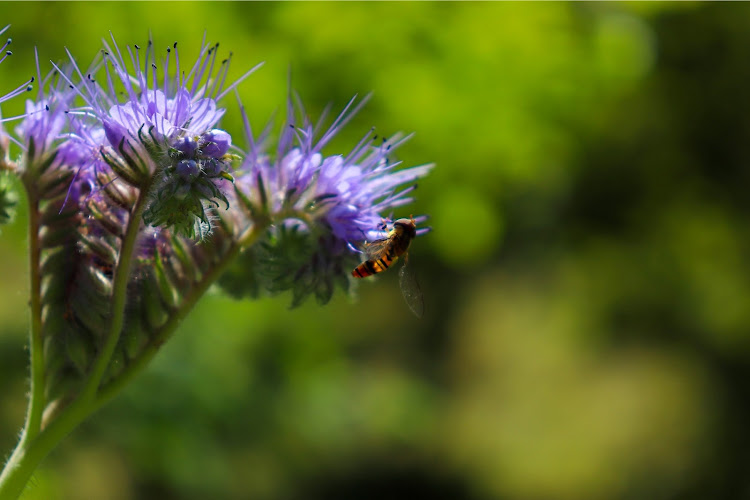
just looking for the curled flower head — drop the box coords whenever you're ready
[239,95,432,239]
[12,47,96,179]
[57,34,263,238]
[231,93,433,305]
[70,36,258,148]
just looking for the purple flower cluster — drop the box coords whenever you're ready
[225,94,432,305]
[236,94,433,246]
[5,34,262,240]
[1,30,433,299]
[14,51,77,167]
[0,32,436,495]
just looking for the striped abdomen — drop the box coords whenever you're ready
[352,245,399,278]
[352,218,416,278]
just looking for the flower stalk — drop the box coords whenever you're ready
[79,179,153,402]
[0,220,269,500]
[21,185,44,442]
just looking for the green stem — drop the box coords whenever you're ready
[0,179,65,498]
[79,184,152,401]
[22,187,44,441]
[0,199,267,499]
[0,182,45,499]
[0,392,94,499]
[0,179,151,499]
[96,222,267,407]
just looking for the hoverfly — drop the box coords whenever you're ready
[351,217,424,318]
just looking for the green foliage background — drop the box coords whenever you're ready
[0,2,747,499]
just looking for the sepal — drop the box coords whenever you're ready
[142,133,236,239]
[216,224,356,307]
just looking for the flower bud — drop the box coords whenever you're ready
[176,159,199,183]
[103,118,126,149]
[203,158,223,177]
[174,136,198,157]
[200,129,231,158]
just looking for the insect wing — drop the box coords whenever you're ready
[363,238,390,261]
[399,256,424,318]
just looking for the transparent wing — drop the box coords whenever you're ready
[362,238,390,261]
[399,254,424,318]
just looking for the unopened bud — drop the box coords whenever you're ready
[203,158,223,177]
[176,159,200,183]
[200,129,231,158]
[174,136,198,157]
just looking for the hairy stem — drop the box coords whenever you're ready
[0,391,93,500]
[0,220,267,500]
[80,181,152,401]
[22,185,44,441]
[96,221,267,406]
[0,178,151,498]
[0,181,45,498]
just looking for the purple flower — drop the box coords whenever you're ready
[237,94,433,244]
[15,97,68,159]
[57,120,114,209]
[53,34,263,238]
[230,93,433,306]
[199,129,231,158]
[58,35,261,159]
[11,48,88,170]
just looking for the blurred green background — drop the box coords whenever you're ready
[1,2,749,499]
